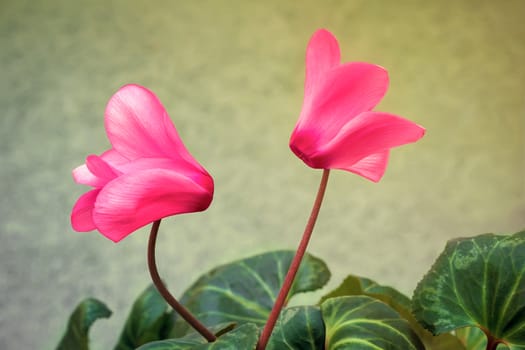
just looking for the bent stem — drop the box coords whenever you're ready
[148,220,217,342]
[257,169,330,350]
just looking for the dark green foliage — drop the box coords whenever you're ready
[170,250,330,336]
[413,230,525,349]
[266,306,324,350]
[114,284,173,350]
[56,230,525,349]
[321,274,465,349]
[321,295,424,349]
[137,324,259,350]
[56,298,112,350]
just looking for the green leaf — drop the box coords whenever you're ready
[137,338,201,350]
[56,298,112,350]
[196,323,259,350]
[321,275,465,349]
[171,250,330,336]
[320,275,411,309]
[321,296,424,350]
[412,230,525,349]
[137,323,235,350]
[137,323,259,350]
[456,327,488,350]
[266,306,324,350]
[114,284,172,350]
[456,327,516,350]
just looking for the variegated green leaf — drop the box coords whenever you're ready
[266,306,324,350]
[320,275,411,310]
[412,230,525,349]
[137,323,259,350]
[456,327,488,350]
[114,284,172,350]
[137,323,235,350]
[321,275,465,349]
[137,338,200,350]
[171,250,330,336]
[56,298,112,350]
[322,296,424,349]
[456,326,518,349]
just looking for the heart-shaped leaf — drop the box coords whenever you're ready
[171,250,330,336]
[321,275,465,349]
[114,284,173,349]
[137,323,235,350]
[137,338,200,350]
[56,298,112,350]
[137,323,259,350]
[266,306,324,350]
[321,296,424,349]
[412,230,525,349]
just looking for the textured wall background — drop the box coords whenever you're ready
[1,1,524,349]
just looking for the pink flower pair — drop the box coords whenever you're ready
[71,29,424,242]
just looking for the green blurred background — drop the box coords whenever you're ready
[1,0,524,348]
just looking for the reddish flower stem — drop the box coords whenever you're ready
[257,169,330,350]
[148,220,216,342]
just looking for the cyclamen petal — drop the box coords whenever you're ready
[93,169,213,242]
[304,29,341,98]
[105,84,203,173]
[73,164,101,187]
[345,151,390,183]
[71,189,100,231]
[86,155,120,183]
[297,62,389,142]
[71,84,214,241]
[314,111,425,169]
[290,29,425,180]
[72,150,128,187]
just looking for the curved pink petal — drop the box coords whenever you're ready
[86,154,120,182]
[73,150,128,187]
[73,164,99,187]
[104,84,202,172]
[344,151,389,182]
[71,189,100,232]
[295,62,389,145]
[100,149,131,167]
[78,155,214,193]
[92,169,214,242]
[309,111,425,171]
[110,157,213,190]
[305,29,341,100]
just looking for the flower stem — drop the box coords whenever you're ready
[257,169,330,350]
[148,220,216,342]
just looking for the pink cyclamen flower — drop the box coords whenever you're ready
[290,29,425,182]
[71,84,214,242]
